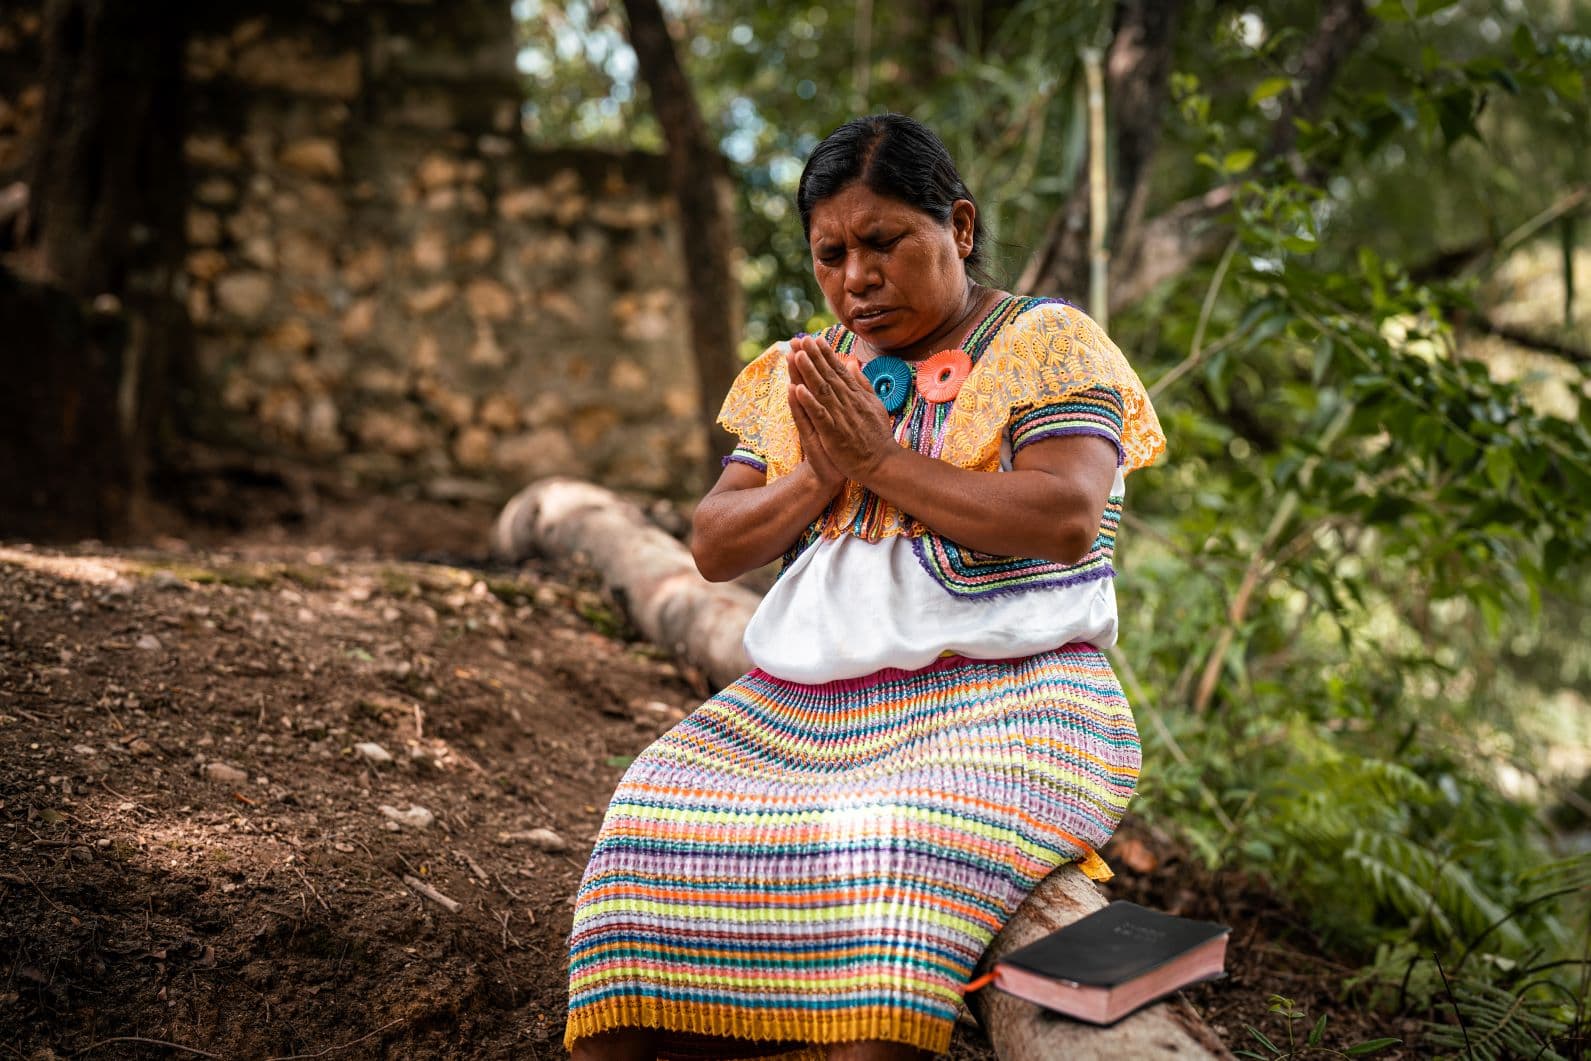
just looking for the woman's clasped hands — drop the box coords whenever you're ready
[786,334,897,493]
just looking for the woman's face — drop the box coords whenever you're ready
[807,181,976,359]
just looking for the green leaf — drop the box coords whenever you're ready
[1436,88,1481,145]
[1312,338,1335,384]
[1344,1038,1403,1055]
[1512,24,1536,62]
[1250,78,1291,106]
[1488,66,1521,94]
[605,754,636,768]
[1547,67,1585,103]
[1477,592,1505,636]
[1246,1026,1283,1054]
[1242,838,1276,862]
[1416,0,1460,16]
[1223,148,1258,174]
[1484,447,1513,492]
[1369,0,1414,21]
[1308,1013,1328,1046]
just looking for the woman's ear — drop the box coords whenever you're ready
[951,199,977,258]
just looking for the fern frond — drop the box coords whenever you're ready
[1342,831,1526,951]
[1516,853,1591,896]
[1424,979,1570,1061]
[1345,831,1455,941]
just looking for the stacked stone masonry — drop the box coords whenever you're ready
[0,1,703,497]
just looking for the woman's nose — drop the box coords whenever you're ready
[844,253,881,294]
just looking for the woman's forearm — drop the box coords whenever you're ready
[857,443,1112,563]
[691,464,837,582]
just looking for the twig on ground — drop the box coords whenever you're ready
[263,1018,405,1060]
[494,906,518,949]
[451,748,487,775]
[2,866,74,917]
[292,864,330,912]
[402,873,461,913]
[100,780,154,814]
[76,1037,222,1058]
[453,847,489,885]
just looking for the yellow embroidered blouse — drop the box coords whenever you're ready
[717,299,1166,542]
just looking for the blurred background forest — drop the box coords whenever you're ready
[1,0,1589,1056]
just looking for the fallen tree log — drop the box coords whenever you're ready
[492,477,761,690]
[967,865,1232,1060]
[493,476,1231,1058]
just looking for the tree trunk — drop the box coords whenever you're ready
[0,266,130,539]
[1267,0,1375,160]
[11,0,190,537]
[623,0,741,489]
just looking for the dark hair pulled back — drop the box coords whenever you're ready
[796,113,989,282]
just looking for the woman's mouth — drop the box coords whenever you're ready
[851,307,897,327]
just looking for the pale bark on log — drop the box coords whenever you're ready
[494,477,1232,1057]
[492,477,761,690]
[968,864,1232,1060]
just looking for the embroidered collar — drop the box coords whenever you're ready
[824,294,1066,369]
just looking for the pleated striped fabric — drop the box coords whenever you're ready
[564,644,1141,1058]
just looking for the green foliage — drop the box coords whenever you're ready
[1425,975,1577,1061]
[1119,8,1591,1044]
[1237,994,1400,1059]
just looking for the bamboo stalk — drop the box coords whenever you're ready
[1082,46,1109,329]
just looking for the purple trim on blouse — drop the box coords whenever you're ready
[1013,425,1127,467]
[722,453,768,472]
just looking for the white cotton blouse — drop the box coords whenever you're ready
[716,297,1166,687]
[742,467,1127,684]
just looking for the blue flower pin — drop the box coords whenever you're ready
[862,355,913,414]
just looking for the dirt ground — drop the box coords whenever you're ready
[0,494,1418,1060]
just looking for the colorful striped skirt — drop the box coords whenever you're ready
[563,644,1140,1059]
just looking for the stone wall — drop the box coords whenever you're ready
[0,2,702,500]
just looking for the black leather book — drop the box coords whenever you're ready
[992,900,1230,1024]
